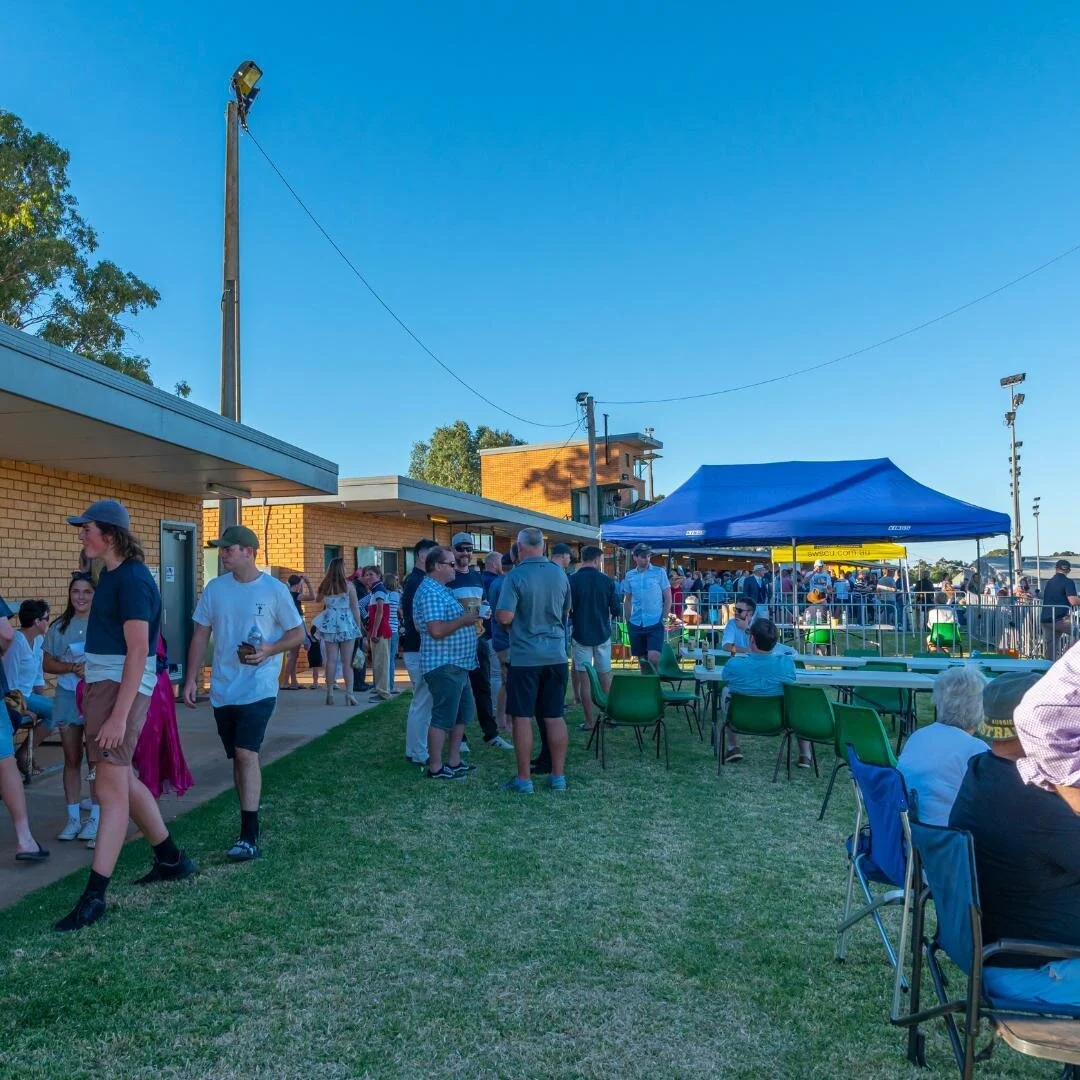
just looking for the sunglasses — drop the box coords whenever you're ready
[454,545,474,553]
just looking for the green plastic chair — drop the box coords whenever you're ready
[851,661,909,731]
[805,627,834,655]
[818,703,896,820]
[783,684,837,778]
[658,643,693,688]
[642,659,702,740]
[605,674,669,769]
[720,693,787,780]
[582,664,610,760]
[927,622,964,656]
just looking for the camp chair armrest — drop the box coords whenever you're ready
[983,940,1080,965]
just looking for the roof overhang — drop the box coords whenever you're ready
[0,323,337,497]
[246,475,601,544]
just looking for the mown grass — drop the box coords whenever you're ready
[0,694,1053,1079]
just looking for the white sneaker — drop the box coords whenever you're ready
[86,837,96,850]
[57,817,82,841]
[486,735,514,750]
[460,740,471,755]
[77,817,99,842]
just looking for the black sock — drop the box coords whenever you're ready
[240,810,260,845]
[153,835,180,865]
[84,869,110,900]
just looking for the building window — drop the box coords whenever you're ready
[624,452,630,468]
[355,545,376,571]
[324,545,342,569]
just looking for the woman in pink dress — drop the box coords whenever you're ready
[132,637,194,799]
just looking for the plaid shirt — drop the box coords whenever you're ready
[1015,640,1080,791]
[413,576,478,675]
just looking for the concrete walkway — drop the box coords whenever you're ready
[0,673,396,910]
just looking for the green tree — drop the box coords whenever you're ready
[409,421,524,494]
[1052,550,1079,557]
[983,547,1010,557]
[1,109,160,383]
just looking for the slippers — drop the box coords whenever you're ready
[15,845,50,862]
[578,723,595,732]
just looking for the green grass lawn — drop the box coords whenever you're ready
[0,694,1054,1079]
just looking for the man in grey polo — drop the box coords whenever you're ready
[496,527,571,794]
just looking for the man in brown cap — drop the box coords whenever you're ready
[949,670,1080,1008]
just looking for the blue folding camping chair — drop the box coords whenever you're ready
[836,746,915,1013]
[895,820,1080,1079]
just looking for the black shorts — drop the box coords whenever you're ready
[629,622,665,658]
[506,663,568,720]
[214,697,277,758]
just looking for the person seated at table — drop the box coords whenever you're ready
[925,592,957,649]
[949,670,1080,1010]
[898,665,988,826]
[722,618,799,764]
[721,599,756,655]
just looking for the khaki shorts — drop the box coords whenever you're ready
[571,639,612,674]
[84,680,151,768]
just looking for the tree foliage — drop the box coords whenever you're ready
[408,420,524,494]
[1052,550,1078,557]
[983,547,1009,557]
[0,108,161,383]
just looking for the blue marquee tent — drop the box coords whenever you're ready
[601,458,1011,548]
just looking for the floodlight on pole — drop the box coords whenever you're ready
[1033,496,1042,593]
[219,60,262,537]
[1000,371,1028,583]
[1000,372,1027,387]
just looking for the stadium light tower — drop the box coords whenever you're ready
[1001,372,1026,584]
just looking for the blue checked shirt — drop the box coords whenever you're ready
[413,576,479,675]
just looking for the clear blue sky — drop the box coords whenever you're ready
[6,2,1079,561]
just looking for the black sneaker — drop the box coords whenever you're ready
[134,851,198,885]
[530,759,552,776]
[226,839,261,861]
[447,760,477,775]
[427,765,465,781]
[54,894,106,932]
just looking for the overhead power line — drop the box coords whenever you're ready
[597,241,1080,407]
[243,127,578,430]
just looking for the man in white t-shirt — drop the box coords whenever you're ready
[182,525,304,862]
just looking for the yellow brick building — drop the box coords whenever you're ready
[0,324,337,675]
[479,432,662,525]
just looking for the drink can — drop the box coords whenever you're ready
[705,653,715,671]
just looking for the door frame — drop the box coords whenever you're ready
[159,519,198,682]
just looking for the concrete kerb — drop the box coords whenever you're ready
[0,676,395,911]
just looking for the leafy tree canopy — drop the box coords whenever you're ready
[1,108,161,384]
[983,547,1009,557]
[1052,550,1078,557]
[409,421,524,494]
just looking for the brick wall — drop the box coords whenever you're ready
[0,458,203,616]
[480,441,646,517]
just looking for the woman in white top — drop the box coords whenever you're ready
[313,557,364,706]
[898,665,988,826]
[384,575,402,683]
[43,573,99,843]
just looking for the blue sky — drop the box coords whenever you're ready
[6,2,1079,560]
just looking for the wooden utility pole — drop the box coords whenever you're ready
[579,393,599,531]
[219,97,241,532]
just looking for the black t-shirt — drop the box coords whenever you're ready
[86,559,161,656]
[949,752,1080,961]
[398,567,426,653]
[1041,572,1077,623]
[569,567,620,646]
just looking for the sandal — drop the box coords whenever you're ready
[578,722,595,732]
[15,845,50,862]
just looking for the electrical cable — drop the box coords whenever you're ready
[502,416,587,506]
[598,241,1080,406]
[243,126,578,430]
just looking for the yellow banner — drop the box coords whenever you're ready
[769,543,908,563]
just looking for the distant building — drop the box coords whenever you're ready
[480,431,662,526]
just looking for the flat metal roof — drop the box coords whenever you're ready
[478,431,663,455]
[247,475,600,543]
[0,323,337,497]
